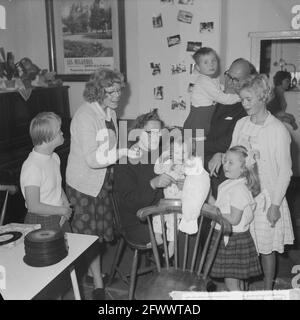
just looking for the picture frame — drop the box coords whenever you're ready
[45,0,126,82]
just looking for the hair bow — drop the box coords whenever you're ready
[245,149,260,168]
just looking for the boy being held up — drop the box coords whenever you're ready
[20,112,72,231]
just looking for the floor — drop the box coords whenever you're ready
[36,238,300,300]
[36,177,300,300]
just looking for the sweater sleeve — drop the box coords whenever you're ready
[114,164,163,215]
[203,78,240,105]
[75,112,116,168]
[272,125,292,205]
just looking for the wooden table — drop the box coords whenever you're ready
[0,233,98,300]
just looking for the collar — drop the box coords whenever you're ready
[32,148,51,159]
[90,102,112,121]
[250,111,273,127]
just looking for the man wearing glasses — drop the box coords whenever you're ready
[205,58,257,198]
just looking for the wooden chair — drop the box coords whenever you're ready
[108,190,156,300]
[135,199,232,300]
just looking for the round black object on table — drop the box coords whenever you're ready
[0,231,23,246]
[23,229,68,267]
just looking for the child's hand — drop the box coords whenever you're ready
[266,204,281,227]
[60,206,73,220]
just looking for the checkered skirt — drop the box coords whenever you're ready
[24,212,71,232]
[209,230,262,280]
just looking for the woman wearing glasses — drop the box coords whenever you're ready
[65,68,127,300]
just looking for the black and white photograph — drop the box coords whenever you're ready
[177,10,193,24]
[188,82,195,93]
[152,13,163,28]
[154,85,164,99]
[190,63,195,74]
[186,41,202,52]
[178,0,194,4]
[199,21,214,33]
[150,62,161,75]
[171,61,186,74]
[1,0,300,306]
[167,34,181,47]
[171,97,186,110]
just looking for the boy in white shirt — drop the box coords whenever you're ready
[20,112,72,230]
[184,47,240,137]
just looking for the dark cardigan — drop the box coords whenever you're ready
[114,152,163,244]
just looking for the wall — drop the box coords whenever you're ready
[223,0,300,68]
[0,0,298,120]
[130,0,222,126]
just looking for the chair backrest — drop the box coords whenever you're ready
[137,199,232,279]
[0,190,9,226]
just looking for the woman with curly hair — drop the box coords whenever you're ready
[66,68,128,300]
[230,74,294,289]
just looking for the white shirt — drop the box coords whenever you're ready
[191,74,240,107]
[20,150,63,207]
[216,178,255,233]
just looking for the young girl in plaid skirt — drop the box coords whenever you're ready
[210,145,262,291]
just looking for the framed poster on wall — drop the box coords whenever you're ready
[45,0,126,82]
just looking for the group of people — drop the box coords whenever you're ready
[17,48,296,298]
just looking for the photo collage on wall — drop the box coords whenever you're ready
[151,1,215,111]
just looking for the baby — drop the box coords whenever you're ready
[153,139,187,257]
[153,138,211,257]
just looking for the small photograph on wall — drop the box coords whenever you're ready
[161,0,174,3]
[152,14,163,28]
[186,41,202,52]
[171,97,186,110]
[177,10,193,24]
[154,86,164,100]
[188,83,194,93]
[190,63,195,74]
[167,34,181,47]
[171,61,186,74]
[199,22,214,33]
[178,0,194,4]
[150,62,161,76]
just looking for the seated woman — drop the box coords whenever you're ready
[267,71,298,130]
[114,109,176,245]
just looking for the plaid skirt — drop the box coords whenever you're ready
[66,169,114,242]
[209,230,262,280]
[24,212,71,232]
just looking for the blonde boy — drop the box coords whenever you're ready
[20,112,72,230]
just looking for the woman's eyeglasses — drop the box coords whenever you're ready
[104,87,122,96]
[224,70,240,85]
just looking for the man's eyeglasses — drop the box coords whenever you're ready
[105,87,122,95]
[224,70,240,84]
